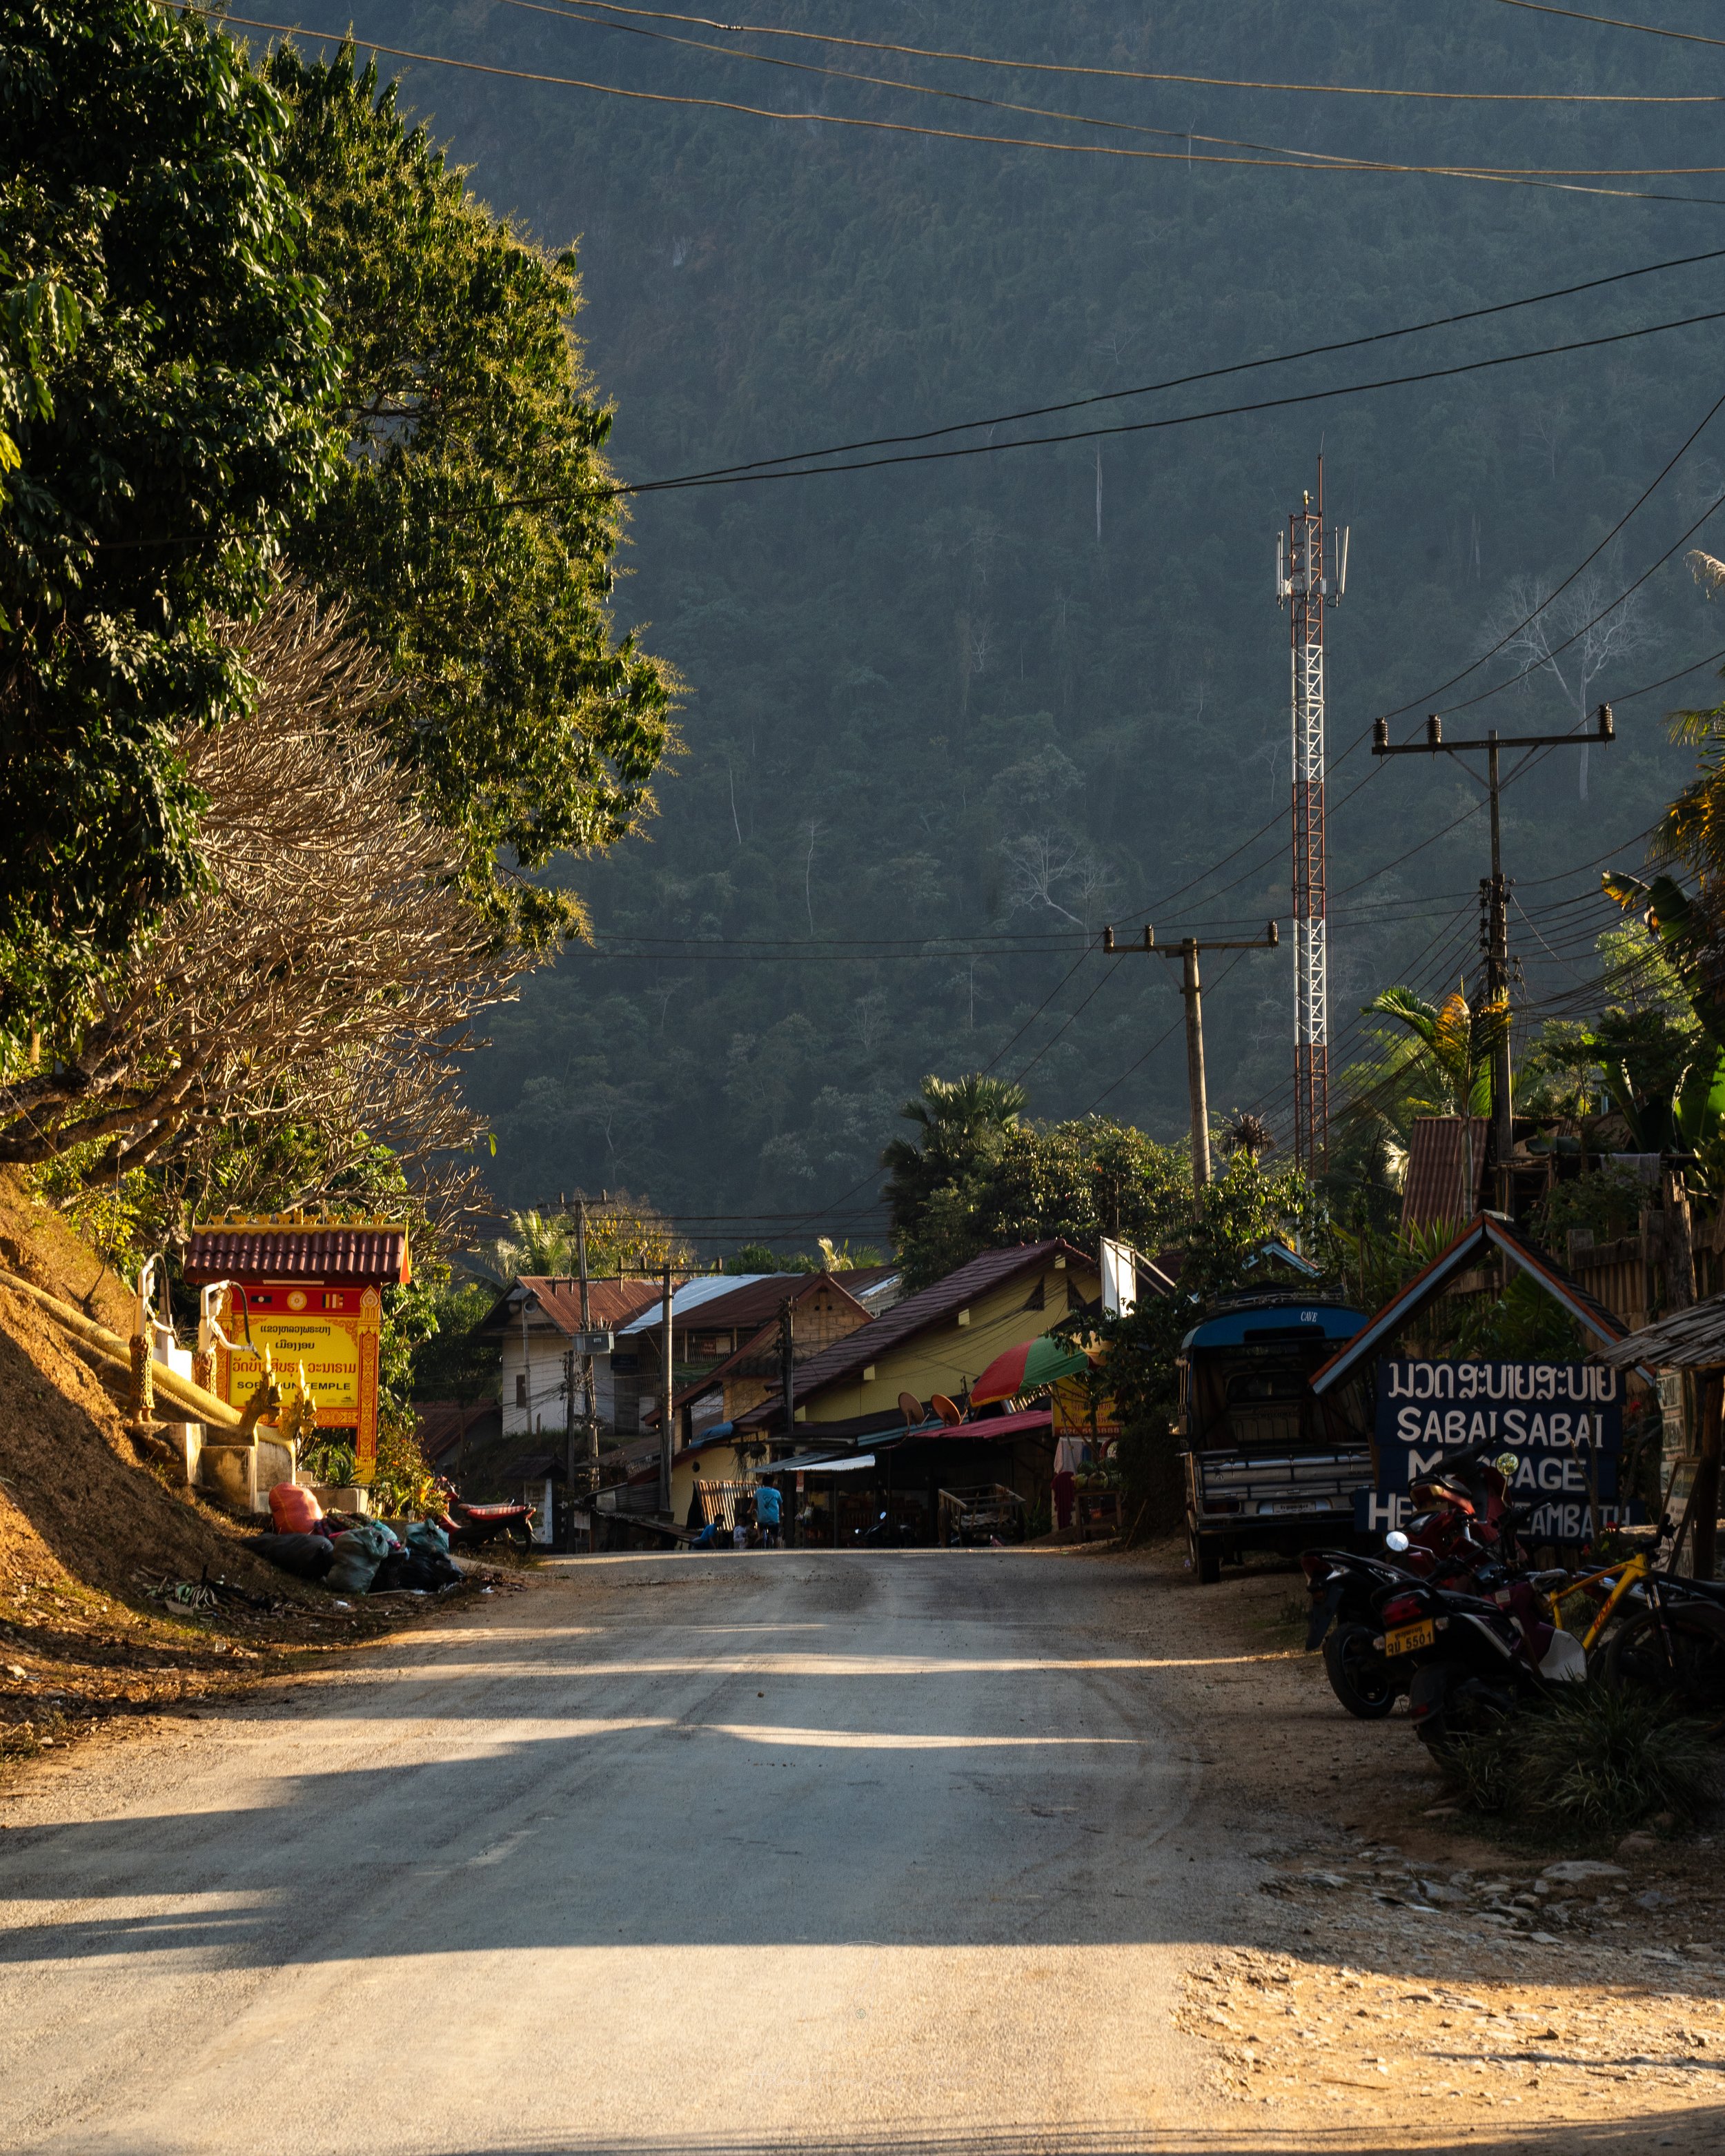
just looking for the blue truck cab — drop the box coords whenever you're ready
[1177,1294,1370,1584]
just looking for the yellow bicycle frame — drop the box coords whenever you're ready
[1545,1550,1650,1653]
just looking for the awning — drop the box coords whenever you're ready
[757,1452,877,1476]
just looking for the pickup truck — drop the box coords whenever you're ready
[1177,1294,1370,1583]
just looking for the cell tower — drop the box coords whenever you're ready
[1275,462,1348,1179]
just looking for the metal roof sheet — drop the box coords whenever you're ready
[1400,1116,1489,1237]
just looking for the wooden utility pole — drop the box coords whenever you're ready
[659,1261,675,1518]
[779,1298,796,1445]
[575,1196,598,1494]
[1103,922,1279,1216]
[1373,706,1614,1205]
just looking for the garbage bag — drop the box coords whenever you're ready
[269,1484,324,1533]
[404,1519,450,1556]
[324,1521,394,1594]
[253,1532,335,1581]
[402,1547,462,1589]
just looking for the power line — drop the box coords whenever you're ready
[566,1,1725,99]
[1495,0,1725,50]
[513,0,1725,179]
[598,244,1725,494]
[608,306,1725,500]
[1379,386,1725,720]
[177,9,1725,200]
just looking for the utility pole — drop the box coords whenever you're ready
[1373,704,1614,1207]
[659,1260,675,1519]
[575,1195,598,1496]
[1276,462,1349,1180]
[1103,921,1280,1216]
[779,1298,796,1445]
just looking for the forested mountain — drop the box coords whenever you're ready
[339,1,1725,1252]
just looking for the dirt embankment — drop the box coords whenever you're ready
[0,1171,494,1770]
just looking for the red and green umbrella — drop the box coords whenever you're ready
[970,1334,1092,1407]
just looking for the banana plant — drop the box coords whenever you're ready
[1603,869,1725,1161]
[1363,982,1510,1220]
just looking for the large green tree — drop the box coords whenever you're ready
[264,42,676,946]
[883,1070,1193,1288]
[0,0,339,1040]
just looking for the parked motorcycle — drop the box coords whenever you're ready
[1302,1546,1426,1719]
[435,1487,538,1552]
[1383,1568,1586,1749]
[1401,1439,1532,1581]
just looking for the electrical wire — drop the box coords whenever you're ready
[555,2,1725,99]
[1495,0,1725,50]
[1379,387,1725,721]
[606,308,1725,499]
[512,0,1725,181]
[172,8,1725,201]
[571,245,1725,492]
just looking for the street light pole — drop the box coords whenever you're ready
[1372,704,1614,1205]
[1103,920,1281,1216]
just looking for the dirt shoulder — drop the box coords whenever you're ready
[1085,1537,1725,2151]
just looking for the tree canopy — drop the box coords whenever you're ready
[264,41,676,947]
[0,0,339,1042]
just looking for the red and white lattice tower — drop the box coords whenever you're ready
[1276,462,1346,1178]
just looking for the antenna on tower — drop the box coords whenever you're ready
[1276,459,1348,1182]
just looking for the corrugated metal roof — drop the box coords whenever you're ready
[733,1240,1094,1429]
[669,1273,874,1412]
[1400,1117,1490,1236]
[616,1273,789,1334]
[1597,1291,1725,1369]
[521,1277,666,1334]
[184,1224,409,1286]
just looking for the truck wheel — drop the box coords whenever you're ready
[1322,1623,1396,1719]
[1195,1536,1221,1585]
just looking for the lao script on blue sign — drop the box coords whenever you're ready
[1355,1358,1630,1542]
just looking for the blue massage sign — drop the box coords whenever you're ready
[1354,1358,1630,1542]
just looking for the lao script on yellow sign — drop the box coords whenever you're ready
[226,1317,361,1410]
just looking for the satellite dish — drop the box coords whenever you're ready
[898,1391,924,1426]
[930,1392,963,1427]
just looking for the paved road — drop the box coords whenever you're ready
[0,1553,1246,2155]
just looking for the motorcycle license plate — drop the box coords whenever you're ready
[1384,1619,1436,1656]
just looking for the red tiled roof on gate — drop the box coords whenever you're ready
[184,1219,409,1286]
[733,1240,1095,1430]
[1400,1116,1489,1237]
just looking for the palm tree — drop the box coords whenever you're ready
[468,1207,574,1284]
[880,1073,1027,1242]
[1363,983,1510,1223]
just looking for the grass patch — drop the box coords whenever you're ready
[1437,1681,1720,1838]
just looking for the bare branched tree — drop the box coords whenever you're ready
[0,584,526,1234]
[1000,832,1117,931]
[1484,566,1650,799]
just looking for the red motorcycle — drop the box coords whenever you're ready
[1395,1440,1530,1585]
[434,1484,539,1552]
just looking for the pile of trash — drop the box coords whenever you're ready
[250,1485,464,1596]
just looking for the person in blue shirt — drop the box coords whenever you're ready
[753,1480,782,1547]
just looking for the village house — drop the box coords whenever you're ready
[690,1240,1104,1543]
[480,1274,668,1444]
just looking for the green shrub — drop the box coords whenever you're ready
[1439,1682,1718,1836]
[1513,1683,1718,1834]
